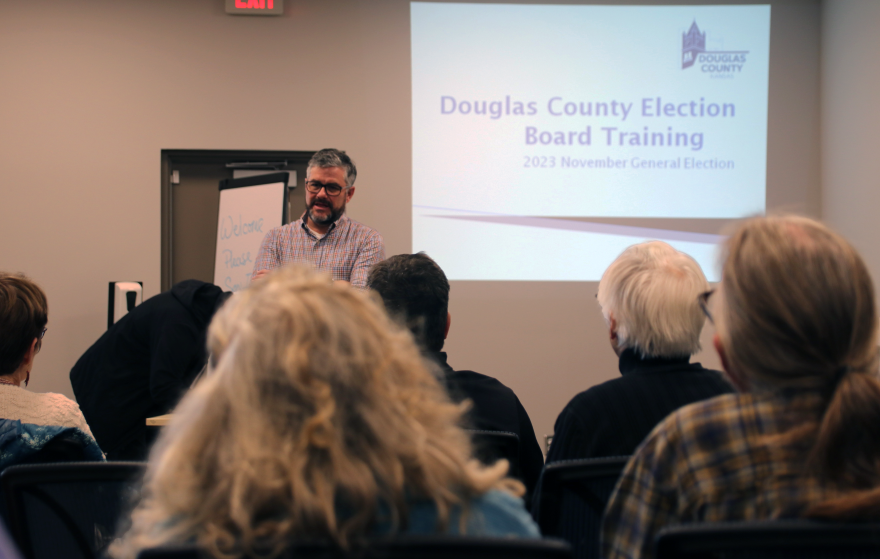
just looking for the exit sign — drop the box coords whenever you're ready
[225,0,283,16]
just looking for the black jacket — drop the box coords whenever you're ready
[70,280,228,457]
[545,348,733,464]
[428,351,544,504]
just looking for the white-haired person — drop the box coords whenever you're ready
[111,266,538,559]
[602,216,880,559]
[544,241,732,466]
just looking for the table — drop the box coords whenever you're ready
[146,414,172,427]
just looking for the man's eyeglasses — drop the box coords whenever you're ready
[698,289,715,324]
[305,181,349,197]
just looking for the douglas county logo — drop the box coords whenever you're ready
[682,21,748,74]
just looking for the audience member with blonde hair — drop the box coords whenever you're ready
[0,273,102,466]
[112,266,538,559]
[544,241,731,466]
[602,215,880,559]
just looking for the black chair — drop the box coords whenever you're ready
[138,536,574,559]
[466,430,521,480]
[18,437,95,466]
[532,456,629,559]
[0,437,86,526]
[655,520,880,559]
[1,461,147,559]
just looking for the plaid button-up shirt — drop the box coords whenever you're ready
[601,390,845,559]
[252,213,385,289]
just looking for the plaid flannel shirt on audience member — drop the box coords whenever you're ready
[601,389,844,559]
[252,214,385,289]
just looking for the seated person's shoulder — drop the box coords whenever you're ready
[402,489,539,537]
[578,374,625,397]
[546,381,623,460]
[41,389,84,408]
[39,390,84,411]
[28,391,94,433]
[3,388,75,415]
[672,390,745,421]
[558,375,629,415]
[644,391,746,450]
[692,366,736,389]
[560,367,732,425]
[464,490,541,537]
[445,369,522,422]
[447,369,515,394]
[444,370,521,422]
[402,489,541,538]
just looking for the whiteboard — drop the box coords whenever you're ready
[213,173,289,292]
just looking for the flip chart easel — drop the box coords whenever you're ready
[213,172,289,292]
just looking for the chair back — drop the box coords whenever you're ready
[1,461,147,559]
[19,437,94,466]
[138,536,573,559]
[655,520,880,559]
[467,430,521,480]
[532,456,629,559]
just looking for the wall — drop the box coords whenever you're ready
[0,0,820,445]
[822,1,880,300]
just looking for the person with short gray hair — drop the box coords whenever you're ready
[308,147,357,188]
[544,241,732,466]
[597,240,709,358]
[252,148,385,288]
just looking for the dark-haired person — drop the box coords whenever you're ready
[251,148,385,288]
[602,215,880,559]
[545,241,731,465]
[70,280,231,461]
[0,273,103,467]
[367,253,544,504]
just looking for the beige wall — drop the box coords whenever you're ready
[0,0,820,445]
[822,0,880,299]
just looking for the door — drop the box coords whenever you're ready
[160,150,312,291]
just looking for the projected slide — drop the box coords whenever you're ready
[411,3,770,281]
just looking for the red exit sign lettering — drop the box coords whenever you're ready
[225,0,283,16]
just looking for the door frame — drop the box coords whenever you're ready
[160,149,314,291]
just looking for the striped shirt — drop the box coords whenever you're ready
[601,389,846,559]
[252,213,385,289]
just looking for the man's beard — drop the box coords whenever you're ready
[307,199,345,226]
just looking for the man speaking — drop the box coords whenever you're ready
[251,149,385,288]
